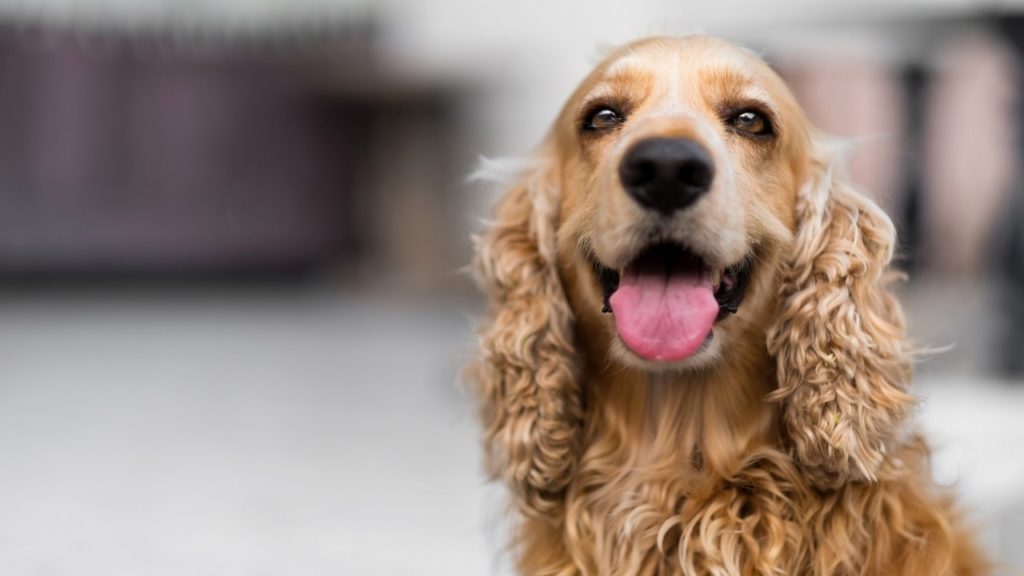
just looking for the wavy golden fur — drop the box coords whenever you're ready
[471,36,989,575]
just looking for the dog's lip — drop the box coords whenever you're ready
[590,242,752,320]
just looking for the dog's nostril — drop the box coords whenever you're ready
[619,137,715,216]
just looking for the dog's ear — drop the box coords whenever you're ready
[766,145,915,490]
[472,154,583,518]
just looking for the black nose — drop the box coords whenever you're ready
[619,137,715,215]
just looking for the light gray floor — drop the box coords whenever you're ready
[0,288,508,576]
[0,286,1019,575]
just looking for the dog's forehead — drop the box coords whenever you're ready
[581,37,780,105]
[604,38,759,76]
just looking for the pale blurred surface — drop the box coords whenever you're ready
[0,0,1022,574]
[0,288,501,576]
[0,287,1020,574]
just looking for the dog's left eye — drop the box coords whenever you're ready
[583,107,625,132]
[729,110,772,137]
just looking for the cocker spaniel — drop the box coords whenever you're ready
[471,36,989,575]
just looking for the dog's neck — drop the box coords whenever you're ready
[580,322,779,482]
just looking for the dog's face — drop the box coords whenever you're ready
[551,36,813,371]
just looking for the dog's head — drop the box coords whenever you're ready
[474,36,913,516]
[550,36,809,370]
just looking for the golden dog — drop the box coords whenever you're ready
[472,36,988,575]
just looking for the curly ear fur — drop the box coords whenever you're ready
[767,148,915,490]
[472,158,583,519]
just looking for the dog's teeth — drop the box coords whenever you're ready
[712,269,722,289]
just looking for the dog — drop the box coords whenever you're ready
[470,36,989,575]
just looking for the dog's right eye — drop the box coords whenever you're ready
[583,107,625,132]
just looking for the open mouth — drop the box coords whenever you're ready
[593,242,751,362]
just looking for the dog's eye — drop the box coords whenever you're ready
[729,110,772,136]
[583,107,625,132]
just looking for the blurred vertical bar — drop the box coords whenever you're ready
[993,16,1024,377]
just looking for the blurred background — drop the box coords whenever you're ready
[0,0,1021,574]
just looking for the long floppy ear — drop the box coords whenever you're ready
[471,155,583,519]
[766,145,915,490]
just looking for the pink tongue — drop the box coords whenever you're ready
[609,267,718,362]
